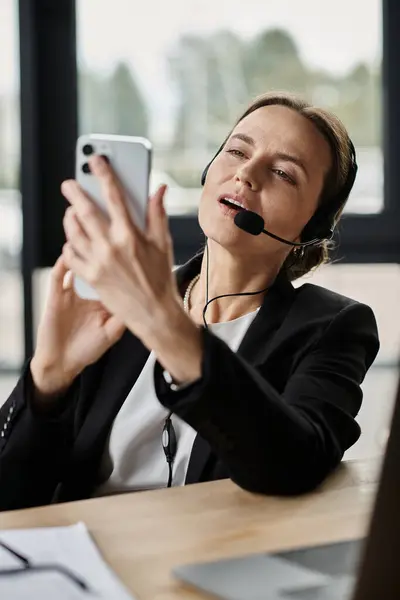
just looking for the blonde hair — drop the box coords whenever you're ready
[235,92,354,281]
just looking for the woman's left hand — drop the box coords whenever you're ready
[61,154,182,345]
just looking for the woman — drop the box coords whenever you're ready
[0,92,379,511]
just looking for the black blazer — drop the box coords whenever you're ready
[0,255,379,511]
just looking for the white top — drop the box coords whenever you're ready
[93,309,259,497]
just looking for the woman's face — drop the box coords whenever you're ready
[198,105,332,262]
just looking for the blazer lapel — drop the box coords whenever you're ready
[238,271,295,364]
[71,330,150,460]
[62,258,203,496]
[185,271,296,485]
[57,329,150,500]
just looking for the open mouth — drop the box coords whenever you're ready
[219,197,246,212]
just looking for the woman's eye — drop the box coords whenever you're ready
[226,148,245,158]
[273,169,296,185]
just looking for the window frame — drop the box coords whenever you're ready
[17,0,399,363]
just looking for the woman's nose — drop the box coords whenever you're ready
[235,167,260,191]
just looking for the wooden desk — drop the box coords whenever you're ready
[0,459,380,600]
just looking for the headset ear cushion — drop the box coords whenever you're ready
[300,142,357,244]
[301,214,334,243]
[315,226,334,241]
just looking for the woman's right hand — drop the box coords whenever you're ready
[30,255,126,400]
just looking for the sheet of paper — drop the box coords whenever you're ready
[0,522,136,599]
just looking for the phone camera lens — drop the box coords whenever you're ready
[82,144,94,156]
[82,163,91,174]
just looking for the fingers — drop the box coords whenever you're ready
[63,206,92,258]
[103,315,126,344]
[146,185,172,252]
[89,155,134,230]
[49,254,74,296]
[62,242,88,280]
[61,179,107,240]
[51,255,69,284]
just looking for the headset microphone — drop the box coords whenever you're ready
[234,210,330,248]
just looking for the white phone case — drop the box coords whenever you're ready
[73,134,152,300]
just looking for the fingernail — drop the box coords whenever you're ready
[63,270,73,290]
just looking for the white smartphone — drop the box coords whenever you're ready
[73,133,152,300]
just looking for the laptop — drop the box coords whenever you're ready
[173,373,400,600]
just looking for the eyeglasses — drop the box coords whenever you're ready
[0,537,94,593]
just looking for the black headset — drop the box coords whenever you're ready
[201,137,358,246]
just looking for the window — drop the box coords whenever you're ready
[0,0,22,371]
[77,0,382,219]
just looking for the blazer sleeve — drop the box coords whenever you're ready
[0,363,79,511]
[154,302,379,495]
